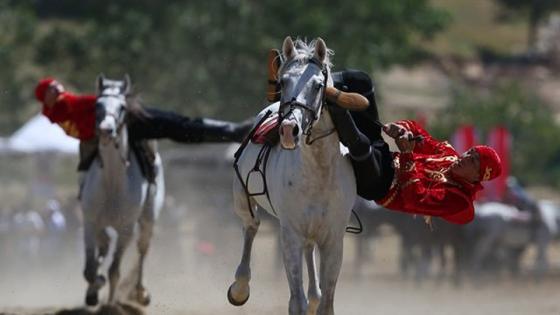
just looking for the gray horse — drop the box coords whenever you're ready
[228,37,358,315]
[80,75,165,306]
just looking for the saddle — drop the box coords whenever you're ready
[130,140,157,183]
[251,112,280,146]
[78,139,157,184]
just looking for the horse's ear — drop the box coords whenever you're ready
[314,38,327,63]
[96,73,106,95]
[123,74,131,95]
[282,36,296,60]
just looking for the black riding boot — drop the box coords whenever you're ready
[194,118,254,143]
[328,105,371,158]
[328,104,382,180]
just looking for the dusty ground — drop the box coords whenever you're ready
[1,227,560,315]
[2,148,560,315]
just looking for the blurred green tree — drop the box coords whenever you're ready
[2,0,450,126]
[494,0,560,52]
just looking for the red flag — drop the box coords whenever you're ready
[415,111,427,129]
[451,125,478,154]
[484,126,511,201]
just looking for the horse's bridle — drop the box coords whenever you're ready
[96,92,128,136]
[277,57,330,144]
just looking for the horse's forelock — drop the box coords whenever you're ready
[280,38,333,76]
[99,78,134,97]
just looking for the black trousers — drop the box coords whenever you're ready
[128,107,243,143]
[352,140,395,201]
[331,69,394,201]
[78,107,249,171]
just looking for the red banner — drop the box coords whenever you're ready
[451,125,478,154]
[484,126,511,201]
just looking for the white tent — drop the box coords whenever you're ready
[4,114,79,154]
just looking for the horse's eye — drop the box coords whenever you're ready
[313,80,323,90]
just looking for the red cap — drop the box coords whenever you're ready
[35,77,55,102]
[473,145,502,182]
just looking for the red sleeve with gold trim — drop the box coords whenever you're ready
[42,100,70,123]
[41,93,96,123]
[394,120,456,156]
[64,94,97,115]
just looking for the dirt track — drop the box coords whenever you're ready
[2,149,560,315]
[1,228,560,315]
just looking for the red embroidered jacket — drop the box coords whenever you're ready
[41,92,97,141]
[375,120,483,224]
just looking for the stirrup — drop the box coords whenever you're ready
[267,49,282,103]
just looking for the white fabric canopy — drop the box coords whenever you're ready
[4,114,79,154]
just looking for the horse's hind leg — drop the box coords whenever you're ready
[305,243,321,315]
[133,213,155,305]
[83,222,105,306]
[317,235,344,315]
[228,181,259,306]
[108,226,134,304]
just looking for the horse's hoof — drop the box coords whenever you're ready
[137,289,151,306]
[227,284,249,306]
[85,291,99,306]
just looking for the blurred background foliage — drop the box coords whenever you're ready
[0,0,450,125]
[431,82,560,188]
[1,0,560,188]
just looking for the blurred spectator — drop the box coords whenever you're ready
[43,199,66,233]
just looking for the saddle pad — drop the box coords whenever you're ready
[251,112,280,145]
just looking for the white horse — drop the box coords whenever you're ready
[228,37,357,315]
[80,75,165,306]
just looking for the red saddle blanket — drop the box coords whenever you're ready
[251,112,280,145]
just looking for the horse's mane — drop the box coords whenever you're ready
[125,94,152,123]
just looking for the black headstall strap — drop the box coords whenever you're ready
[277,57,330,143]
[96,93,130,167]
[305,63,335,145]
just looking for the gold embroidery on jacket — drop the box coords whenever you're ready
[58,121,80,138]
[401,161,415,172]
[425,156,457,163]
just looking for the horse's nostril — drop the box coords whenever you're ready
[292,125,299,137]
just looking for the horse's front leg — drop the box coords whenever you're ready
[305,243,321,315]
[132,210,155,305]
[108,225,134,304]
[83,222,105,306]
[317,233,344,315]
[281,226,306,315]
[228,181,260,306]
